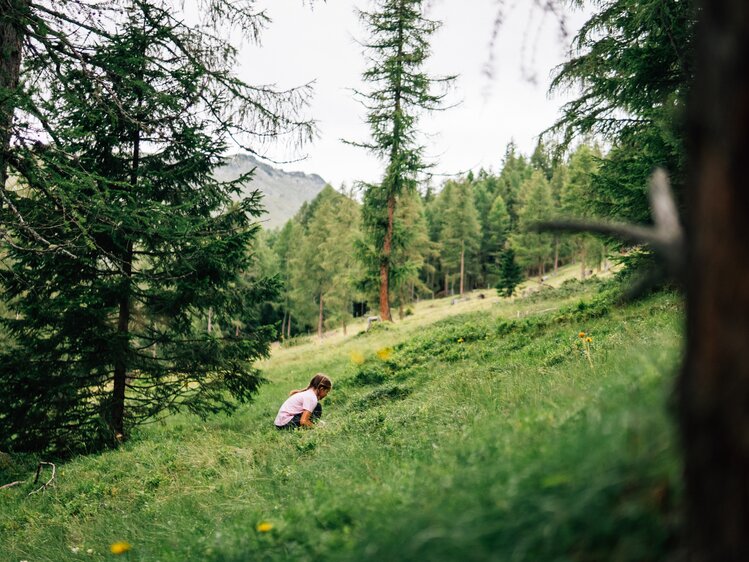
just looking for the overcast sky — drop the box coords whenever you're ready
[237,1,590,189]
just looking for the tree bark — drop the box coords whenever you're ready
[379,194,394,321]
[459,240,465,296]
[553,236,559,274]
[0,0,27,191]
[680,1,749,558]
[112,241,133,439]
[317,293,324,339]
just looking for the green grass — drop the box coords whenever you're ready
[0,281,684,561]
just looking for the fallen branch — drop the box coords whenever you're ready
[28,462,56,495]
[531,169,685,296]
[0,480,24,490]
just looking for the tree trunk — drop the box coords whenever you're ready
[379,194,395,321]
[207,307,213,334]
[112,99,142,440]
[553,236,559,274]
[112,241,133,439]
[459,240,465,296]
[287,313,291,339]
[444,271,448,296]
[680,1,749,558]
[0,0,26,191]
[317,293,324,339]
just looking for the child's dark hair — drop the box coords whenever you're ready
[308,373,332,390]
[290,373,332,396]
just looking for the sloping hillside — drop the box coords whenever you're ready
[214,154,327,229]
[0,281,683,561]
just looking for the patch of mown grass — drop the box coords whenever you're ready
[0,287,683,562]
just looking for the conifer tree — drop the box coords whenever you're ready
[273,219,304,339]
[510,171,554,276]
[496,248,523,298]
[350,0,454,320]
[486,195,511,266]
[0,1,311,454]
[496,142,532,227]
[560,144,606,278]
[440,179,481,295]
[549,0,695,228]
[289,187,361,338]
[391,189,434,314]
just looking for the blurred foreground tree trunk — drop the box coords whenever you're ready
[681,0,749,558]
[0,0,26,190]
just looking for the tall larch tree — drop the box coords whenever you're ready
[350,0,454,321]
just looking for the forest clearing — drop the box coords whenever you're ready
[0,274,683,561]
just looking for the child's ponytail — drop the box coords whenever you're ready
[289,373,332,396]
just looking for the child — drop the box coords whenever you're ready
[274,374,332,430]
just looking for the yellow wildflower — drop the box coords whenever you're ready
[256,522,273,533]
[457,337,464,343]
[110,542,132,555]
[376,347,393,361]
[586,337,592,343]
[578,331,585,338]
[350,351,365,365]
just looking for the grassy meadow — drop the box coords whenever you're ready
[0,271,684,561]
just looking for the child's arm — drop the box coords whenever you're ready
[299,410,314,427]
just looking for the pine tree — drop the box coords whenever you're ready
[391,189,434,315]
[496,248,523,298]
[486,195,510,265]
[0,1,294,245]
[560,144,606,278]
[350,0,454,321]
[549,0,695,228]
[273,219,304,340]
[0,1,310,454]
[496,142,532,228]
[289,187,361,338]
[510,171,554,276]
[440,179,482,295]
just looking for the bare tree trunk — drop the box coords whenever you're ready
[317,293,324,339]
[459,240,465,296]
[112,243,132,439]
[286,313,291,339]
[0,0,26,191]
[680,1,749,558]
[379,194,395,321]
[444,271,448,296]
[207,307,213,334]
[553,236,559,274]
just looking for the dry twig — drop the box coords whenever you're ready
[28,462,56,495]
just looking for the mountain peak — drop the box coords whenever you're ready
[214,154,328,229]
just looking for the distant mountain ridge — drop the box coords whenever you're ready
[213,153,328,229]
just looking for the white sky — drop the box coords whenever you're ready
[236,1,589,189]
